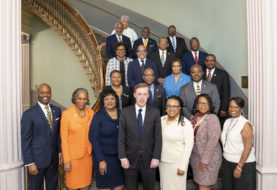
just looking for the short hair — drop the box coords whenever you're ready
[134,83,149,92]
[191,94,215,115]
[230,97,245,108]
[71,88,90,105]
[110,70,122,78]
[171,58,182,68]
[121,15,130,21]
[190,37,199,42]
[158,37,168,43]
[115,42,127,51]
[99,88,119,108]
[166,95,186,126]
[206,54,216,60]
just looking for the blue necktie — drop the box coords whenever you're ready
[138,109,143,136]
[172,37,176,52]
[148,90,153,105]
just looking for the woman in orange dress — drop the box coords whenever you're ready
[61,88,94,190]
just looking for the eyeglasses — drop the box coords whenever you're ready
[166,105,180,109]
[137,49,147,53]
[198,102,209,106]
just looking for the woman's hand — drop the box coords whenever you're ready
[64,161,71,172]
[199,162,208,172]
[177,169,185,176]
[233,167,242,178]
[99,161,107,175]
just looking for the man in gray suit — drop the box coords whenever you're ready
[118,83,162,190]
[179,64,220,119]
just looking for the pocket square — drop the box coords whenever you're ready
[55,118,60,120]
[156,95,162,98]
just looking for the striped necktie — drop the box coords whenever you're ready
[161,51,165,67]
[207,70,212,82]
[172,37,176,52]
[196,83,201,95]
[45,105,53,130]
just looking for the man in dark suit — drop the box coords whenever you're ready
[143,68,166,116]
[127,45,158,89]
[106,22,132,59]
[149,37,175,85]
[182,37,207,75]
[167,25,188,59]
[21,83,62,190]
[179,65,220,119]
[118,83,162,190]
[203,54,230,125]
[133,26,158,59]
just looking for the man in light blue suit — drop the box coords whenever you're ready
[182,37,207,75]
[21,83,62,190]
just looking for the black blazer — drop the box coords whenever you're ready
[21,103,61,168]
[167,36,188,59]
[104,86,134,110]
[149,50,176,79]
[133,37,158,59]
[118,105,162,169]
[204,68,230,111]
[147,84,166,116]
[106,34,132,59]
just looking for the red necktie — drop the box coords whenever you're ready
[194,52,198,64]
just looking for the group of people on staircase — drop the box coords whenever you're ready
[20,14,256,190]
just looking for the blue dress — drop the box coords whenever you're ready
[89,108,124,189]
[163,72,191,98]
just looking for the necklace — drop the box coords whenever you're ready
[224,118,239,148]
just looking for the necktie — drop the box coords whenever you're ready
[144,39,147,48]
[196,83,201,95]
[119,60,126,86]
[161,51,165,67]
[45,106,53,130]
[118,36,122,42]
[172,37,176,52]
[207,70,212,82]
[138,109,143,135]
[148,90,153,105]
[140,59,145,72]
[194,52,198,64]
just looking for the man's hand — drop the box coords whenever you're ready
[28,163,38,175]
[99,161,107,175]
[233,167,242,179]
[64,161,71,172]
[120,158,130,169]
[177,169,185,176]
[220,110,227,117]
[58,153,63,165]
[150,159,159,168]
[157,78,164,85]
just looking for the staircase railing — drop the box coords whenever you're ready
[23,0,104,104]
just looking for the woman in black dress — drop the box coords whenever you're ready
[89,88,124,190]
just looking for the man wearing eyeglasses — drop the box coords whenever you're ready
[179,64,220,119]
[127,45,158,89]
[143,68,166,116]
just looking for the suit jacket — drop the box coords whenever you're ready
[179,80,220,119]
[106,34,132,59]
[60,105,94,162]
[203,68,230,112]
[21,103,61,168]
[147,84,166,116]
[182,50,207,75]
[133,37,158,59]
[167,36,188,59]
[149,50,176,79]
[127,58,158,89]
[118,105,162,169]
[191,114,222,164]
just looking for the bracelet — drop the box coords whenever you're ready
[237,162,243,168]
[236,165,242,172]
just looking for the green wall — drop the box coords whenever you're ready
[108,0,248,95]
[30,16,96,108]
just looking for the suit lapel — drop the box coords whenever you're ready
[35,103,52,133]
[201,80,208,93]
[211,68,218,83]
[130,105,140,134]
[50,105,57,127]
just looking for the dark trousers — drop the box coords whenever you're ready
[28,161,58,190]
[223,158,256,190]
[124,157,156,190]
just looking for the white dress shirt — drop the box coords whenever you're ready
[169,36,177,47]
[112,27,138,47]
[135,104,146,124]
[38,101,52,120]
[191,50,199,60]
[193,80,202,92]
[159,49,167,61]
[206,68,215,78]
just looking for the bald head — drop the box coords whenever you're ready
[141,26,150,39]
[37,83,51,105]
[115,22,123,36]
